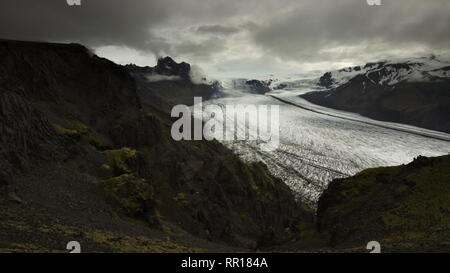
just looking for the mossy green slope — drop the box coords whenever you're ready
[317,155,450,252]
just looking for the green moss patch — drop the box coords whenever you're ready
[103,147,138,175]
[100,174,154,218]
[52,120,112,150]
[318,155,450,252]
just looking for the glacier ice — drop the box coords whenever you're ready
[203,83,450,205]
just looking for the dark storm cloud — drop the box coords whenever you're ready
[196,24,241,36]
[172,38,227,60]
[0,0,171,51]
[0,0,248,58]
[251,0,450,63]
[0,0,449,74]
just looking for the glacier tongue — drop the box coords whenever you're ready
[203,86,450,205]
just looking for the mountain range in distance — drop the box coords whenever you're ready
[300,56,450,133]
[231,55,450,134]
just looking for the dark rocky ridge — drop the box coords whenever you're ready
[0,39,314,251]
[245,79,272,94]
[154,57,191,80]
[318,72,334,88]
[125,56,191,81]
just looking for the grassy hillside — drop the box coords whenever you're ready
[317,155,450,252]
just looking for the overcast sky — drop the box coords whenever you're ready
[1,0,449,78]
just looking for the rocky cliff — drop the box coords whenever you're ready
[0,39,314,252]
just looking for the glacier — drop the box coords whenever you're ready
[201,81,450,205]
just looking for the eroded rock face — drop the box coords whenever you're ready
[0,91,67,189]
[0,40,142,134]
[318,72,333,88]
[155,57,191,80]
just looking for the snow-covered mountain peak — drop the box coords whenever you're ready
[319,56,450,89]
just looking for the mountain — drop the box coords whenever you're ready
[1,39,448,253]
[126,57,221,113]
[317,154,450,252]
[227,79,272,94]
[0,39,314,252]
[302,56,450,133]
[317,56,450,89]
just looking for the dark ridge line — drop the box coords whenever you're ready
[269,95,450,143]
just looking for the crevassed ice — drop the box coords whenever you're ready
[201,84,450,206]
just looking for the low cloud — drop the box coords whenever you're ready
[146,74,181,82]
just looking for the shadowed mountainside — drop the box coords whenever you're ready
[0,39,448,253]
[0,39,315,252]
[302,58,450,133]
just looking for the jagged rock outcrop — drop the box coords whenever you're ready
[155,57,191,80]
[318,72,333,88]
[127,57,220,112]
[245,79,272,94]
[229,79,272,94]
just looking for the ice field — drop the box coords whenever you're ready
[201,85,450,205]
